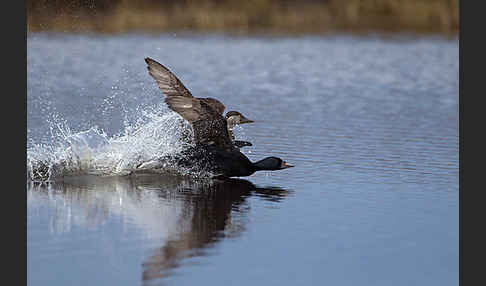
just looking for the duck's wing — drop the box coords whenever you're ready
[145,58,227,115]
[199,98,226,115]
[145,58,193,98]
[165,96,234,149]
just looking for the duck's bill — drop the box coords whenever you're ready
[281,161,294,169]
[241,118,254,124]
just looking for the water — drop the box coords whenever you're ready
[27,33,458,285]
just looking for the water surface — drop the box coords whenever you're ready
[27,33,458,285]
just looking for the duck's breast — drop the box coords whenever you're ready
[210,148,254,177]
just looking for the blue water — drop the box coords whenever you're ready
[27,33,458,286]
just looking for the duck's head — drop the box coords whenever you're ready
[225,111,254,128]
[253,157,294,171]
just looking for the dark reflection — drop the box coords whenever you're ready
[135,175,290,284]
[27,174,291,285]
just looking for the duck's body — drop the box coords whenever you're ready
[176,144,254,177]
[144,57,293,178]
[175,144,291,178]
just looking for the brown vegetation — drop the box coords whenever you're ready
[27,0,459,35]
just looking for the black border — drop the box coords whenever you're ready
[22,0,27,285]
[460,1,484,285]
[11,0,27,285]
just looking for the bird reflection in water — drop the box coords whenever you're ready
[27,174,291,285]
[137,175,290,284]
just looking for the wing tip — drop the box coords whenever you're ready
[144,57,171,74]
[145,57,162,70]
[145,57,155,72]
[144,57,154,64]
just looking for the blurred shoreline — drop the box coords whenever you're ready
[27,0,458,36]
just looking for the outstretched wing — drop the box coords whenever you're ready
[199,98,226,115]
[165,96,234,149]
[145,57,226,115]
[145,57,193,98]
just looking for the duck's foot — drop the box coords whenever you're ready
[233,140,252,148]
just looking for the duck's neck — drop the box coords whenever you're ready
[227,120,235,129]
[227,117,239,130]
[251,158,273,171]
[227,124,235,140]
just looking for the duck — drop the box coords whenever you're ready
[143,59,294,178]
[144,57,253,149]
[175,143,294,178]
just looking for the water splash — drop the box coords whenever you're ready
[27,107,197,181]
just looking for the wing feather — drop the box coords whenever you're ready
[200,98,226,115]
[145,58,193,98]
[165,96,233,149]
[164,96,201,123]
